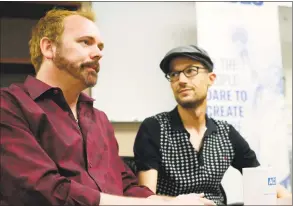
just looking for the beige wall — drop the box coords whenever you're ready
[112,123,140,157]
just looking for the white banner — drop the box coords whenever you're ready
[196,1,291,193]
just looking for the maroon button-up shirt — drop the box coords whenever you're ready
[0,76,154,206]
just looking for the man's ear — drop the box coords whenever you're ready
[208,72,216,87]
[40,37,55,60]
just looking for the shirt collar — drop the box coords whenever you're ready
[24,75,95,103]
[169,106,217,135]
[24,75,52,100]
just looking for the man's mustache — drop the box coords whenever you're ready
[177,85,194,92]
[81,60,100,72]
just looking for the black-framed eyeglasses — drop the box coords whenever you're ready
[165,65,207,82]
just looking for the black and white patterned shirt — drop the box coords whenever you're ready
[134,107,260,205]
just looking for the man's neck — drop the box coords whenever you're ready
[36,66,85,108]
[177,101,207,132]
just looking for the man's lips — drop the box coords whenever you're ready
[91,66,99,72]
[178,89,192,93]
[84,65,100,73]
[82,61,100,72]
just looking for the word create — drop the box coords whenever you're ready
[207,105,244,118]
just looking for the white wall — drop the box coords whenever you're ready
[91,2,197,122]
[279,6,292,107]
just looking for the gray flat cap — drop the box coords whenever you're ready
[159,45,214,74]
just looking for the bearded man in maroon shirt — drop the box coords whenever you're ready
[0,8,216,206]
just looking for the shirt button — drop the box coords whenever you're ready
[53,89,59,94]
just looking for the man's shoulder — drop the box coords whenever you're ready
[91,107,116,125]
[148,111,170,121]
[1,82,25,92]
[92,107,108,118]
[208,117,231,130]
[139,111,171,128]
[154,111,170,118]
[210,117,229,124]
[0,83,34,126]
[1,83,29,104]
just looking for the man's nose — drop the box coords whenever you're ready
[178,71,188,83]
[90,46,103,60]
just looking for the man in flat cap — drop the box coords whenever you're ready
[133,45,292,205]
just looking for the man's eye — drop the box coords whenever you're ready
[169,72,178,78]
[186,68,197,74]
[80,40,90,45]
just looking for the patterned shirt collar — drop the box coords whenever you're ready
[169,106,217,135]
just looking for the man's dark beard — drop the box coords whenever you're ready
[53,50,81,78]
[53,50,99,87]
[176,94,207,109]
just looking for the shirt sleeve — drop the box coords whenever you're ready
[229,124,260,173]
[103,117,154,198]
[121,163,155,198]
[0,91,101,206]
[133,117,161,171]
